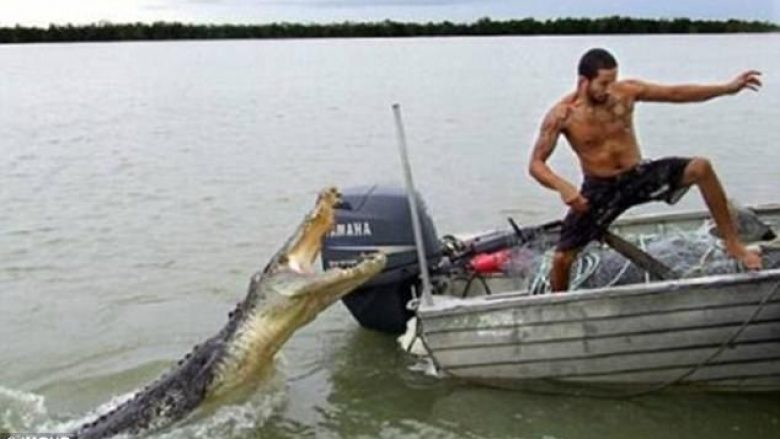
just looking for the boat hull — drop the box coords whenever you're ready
[419,271,780,391]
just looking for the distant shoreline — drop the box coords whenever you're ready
[1,17,777,44]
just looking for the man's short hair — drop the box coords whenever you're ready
[578,48,617,80]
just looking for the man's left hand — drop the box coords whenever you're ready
[727,70,762,94]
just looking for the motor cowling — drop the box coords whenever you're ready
[322,185,440,333]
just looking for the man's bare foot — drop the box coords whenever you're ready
[727,243,763,271]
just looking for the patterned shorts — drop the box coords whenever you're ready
[556,157,692,251]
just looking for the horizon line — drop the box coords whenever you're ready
[2,15,778,29]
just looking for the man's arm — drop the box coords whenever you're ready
[528,105,588,213]
[623,70,762,103]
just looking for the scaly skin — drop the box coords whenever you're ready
[72,187,386,438]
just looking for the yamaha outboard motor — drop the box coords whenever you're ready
[322,185,440,333]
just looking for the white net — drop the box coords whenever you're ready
[503,223,779,294]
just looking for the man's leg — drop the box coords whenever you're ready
[680,157,762,270]
[551,248,581,292]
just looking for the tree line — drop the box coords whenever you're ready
[1,17,777,44]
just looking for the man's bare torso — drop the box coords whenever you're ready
[558,83,642,178]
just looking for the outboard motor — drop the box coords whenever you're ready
[322,185,440,333]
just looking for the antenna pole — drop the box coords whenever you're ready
[392,104,433,306]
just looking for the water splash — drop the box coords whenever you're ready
[152,374,286,439]
[0,386,48,432]
[44,392,138,434]
[1,368,287,439]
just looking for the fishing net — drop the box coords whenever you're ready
[503,222,780,295]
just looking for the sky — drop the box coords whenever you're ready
[0,0,777,27]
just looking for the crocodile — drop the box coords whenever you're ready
[72,187,386,438]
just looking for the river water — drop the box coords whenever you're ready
[1,34,779,438]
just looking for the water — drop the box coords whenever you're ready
[1,34,779,438]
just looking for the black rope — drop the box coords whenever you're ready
[461,273,492,298]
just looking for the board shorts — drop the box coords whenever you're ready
[556,157,692,251]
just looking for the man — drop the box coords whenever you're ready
[529,48,763,292]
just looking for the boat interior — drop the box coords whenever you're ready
[440,204,780,299]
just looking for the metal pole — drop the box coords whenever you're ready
[391,103,433,306]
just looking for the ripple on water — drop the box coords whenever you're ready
[1,265,59,275]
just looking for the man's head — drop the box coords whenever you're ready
[578,48,618,104]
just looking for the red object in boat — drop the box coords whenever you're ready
[469,249,511,274]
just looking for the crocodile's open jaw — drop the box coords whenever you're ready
[262,186,386,304]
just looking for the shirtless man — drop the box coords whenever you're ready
[529,48,763,292]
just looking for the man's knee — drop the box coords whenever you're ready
[551,249,578,292]
[683,157,714,183]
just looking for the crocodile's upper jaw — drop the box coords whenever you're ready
[265,187,340,277]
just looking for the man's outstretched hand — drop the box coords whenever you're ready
[728,70,762,94]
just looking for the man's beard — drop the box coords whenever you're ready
[589,91,608,104]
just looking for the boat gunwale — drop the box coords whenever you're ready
[419,268,780,318]
[610,202,780,227]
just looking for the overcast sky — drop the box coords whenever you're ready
[0,0,777,27]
